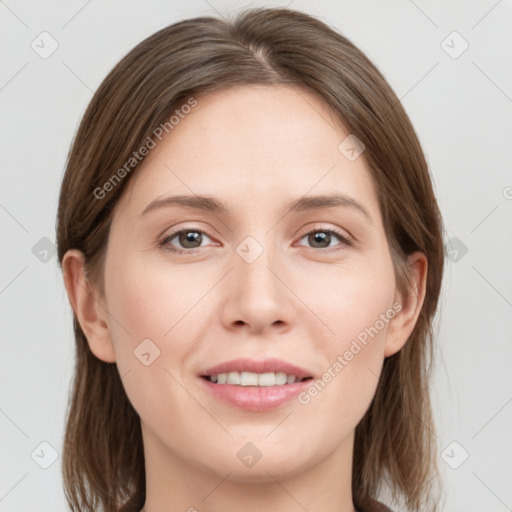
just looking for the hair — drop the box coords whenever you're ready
[56,7,445,512]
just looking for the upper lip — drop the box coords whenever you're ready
[200,358,313,380]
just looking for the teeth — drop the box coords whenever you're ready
[228,371,241,384]
[208,371,302,386]
[240,371,258,386]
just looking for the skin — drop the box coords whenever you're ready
[63,85,427,512]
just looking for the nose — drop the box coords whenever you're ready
[220,240,295,335]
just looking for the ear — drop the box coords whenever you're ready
[384,251,428,358]
[62,249,116,363]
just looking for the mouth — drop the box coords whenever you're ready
[201,372,313,386]
[198,358,314,411]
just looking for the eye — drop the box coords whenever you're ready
[296,227,352,252]
[159,227,214,254]
[159,225,352,255]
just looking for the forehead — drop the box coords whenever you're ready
[119,85,380,221]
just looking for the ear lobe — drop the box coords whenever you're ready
[62,249,116,363]
[384,252,428,358]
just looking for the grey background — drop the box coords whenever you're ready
[1,1,511,511]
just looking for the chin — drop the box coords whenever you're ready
[217,458,307,484]
[188,444,309,484]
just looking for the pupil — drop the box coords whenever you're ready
[180,231,201,248]
[311,232,329,248]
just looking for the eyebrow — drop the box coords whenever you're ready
[138,193,372,223]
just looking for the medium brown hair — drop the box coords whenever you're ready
[56,7,444,512]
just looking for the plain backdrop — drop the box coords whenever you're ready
[1,1,511,511]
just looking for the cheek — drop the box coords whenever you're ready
[105,253,192,341]
[304,256,396,344]
[102,253,180,376]
[297,259,396,418]
[101,256,197,426]
[103,252,216,379]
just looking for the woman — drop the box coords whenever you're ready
[57,7,444,512]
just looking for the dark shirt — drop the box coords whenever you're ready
[359,499,393,512]
[122,496,393,511]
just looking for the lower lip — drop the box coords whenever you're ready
[200,377,313,411]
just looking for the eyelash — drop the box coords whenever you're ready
[158,226,353,255]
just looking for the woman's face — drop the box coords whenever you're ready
[90,85,412,482]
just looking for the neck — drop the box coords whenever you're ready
[139,423,357,512]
